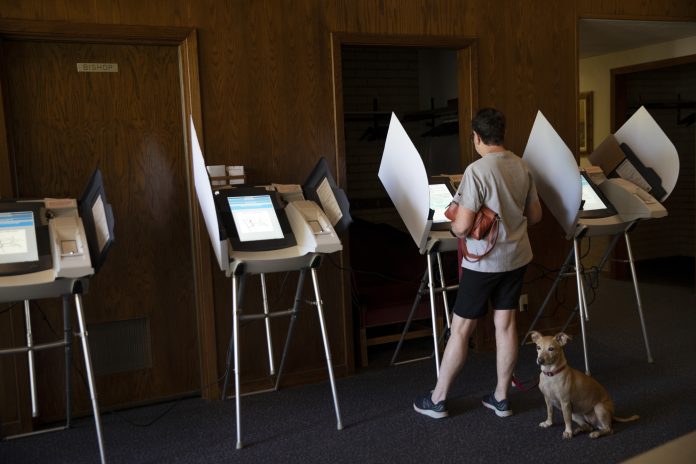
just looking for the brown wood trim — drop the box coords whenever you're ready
[611,53,696,76]
[366,329,432,346]
[329,33,354,373]
[331,32,476,48]
[577,13,696,22]
[458,42,479,167]
[0,19,217,401]
[0,18,190,44]
[178,31,220,401]
[0,41,12,198]
[329,32,346,189]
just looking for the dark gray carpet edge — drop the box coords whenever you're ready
[2,278,695,463]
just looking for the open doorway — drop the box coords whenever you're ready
[342,45,462,229]
[331,35,478,367]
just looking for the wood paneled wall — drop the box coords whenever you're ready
[1,0,695,400]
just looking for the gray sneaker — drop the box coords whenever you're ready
[482,393,512,417]
[413,392,448,419]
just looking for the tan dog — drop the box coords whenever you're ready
[530,331,639,439]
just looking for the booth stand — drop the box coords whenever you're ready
[522,219,652,375]
[218,252,343,449]
[190,119,348,449]
[521,109,677,375]
[0,278,104,462]
[390,232,459,376]
[0,170,115,464]
[378,113,462,377]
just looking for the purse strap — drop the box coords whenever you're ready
[460,214,500,263]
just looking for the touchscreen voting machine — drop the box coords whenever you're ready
[428,178,456,231]
[189,117,343,449]
[522,109,674,375]
[578,170,618,219]
[215,187,296,253]
[0,168,114,297]
[0,168,115,464]
[379,114,460,377]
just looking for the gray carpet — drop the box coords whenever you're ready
[2,277,695,463]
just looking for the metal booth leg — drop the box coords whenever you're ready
[390,268,429,366]
[521,247,575,346]
[63,296,73,429]
[572,238,591,375]
[426,253,441,377]
[309,267,343,430]
[220,272,246,449]
[391,250,453,371]
[232,274,243,449]
[259,274,276,376]
[559,232,623,333]
[274,269,307,390]
[73,292,106,464]
[23,300,39,418]
[435,252,452,330]
[624,232,654,363]
[2,298,75,441]
[222,273,246,400]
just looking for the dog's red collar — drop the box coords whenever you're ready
[542,364,566,377]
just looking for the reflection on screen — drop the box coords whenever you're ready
[227,195,284,242]
[0,211,39,264]
[580,176,608,211]
[429,184,454,223]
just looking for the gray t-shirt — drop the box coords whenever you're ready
[455,150,538,272]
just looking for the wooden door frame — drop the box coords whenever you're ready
[0,19,219,401]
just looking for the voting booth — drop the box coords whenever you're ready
[0,169,115,463]
[378,113,461,377]
[521,108,677,374]
[190,118,350,449]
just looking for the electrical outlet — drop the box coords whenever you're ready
[519,293,528,312]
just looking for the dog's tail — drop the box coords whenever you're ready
[614,414,640,423]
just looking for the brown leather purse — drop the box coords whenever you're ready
[444,202,500,263]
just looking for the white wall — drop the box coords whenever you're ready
[579,36,696,147]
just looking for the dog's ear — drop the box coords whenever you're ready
[530,331,542,343]
[555,332,572,346]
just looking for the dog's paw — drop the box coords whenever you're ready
[589,431,600,439]
[573,425,592,435]
[539,421,552,428]
[562,431,573,439]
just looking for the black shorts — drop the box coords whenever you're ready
[452,265,528,319]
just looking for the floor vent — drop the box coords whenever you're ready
[87,317,151,376]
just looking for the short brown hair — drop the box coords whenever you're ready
[472,108,506,145]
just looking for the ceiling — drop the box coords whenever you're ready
[579,19,696,59]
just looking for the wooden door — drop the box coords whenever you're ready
[0,39,198,431]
